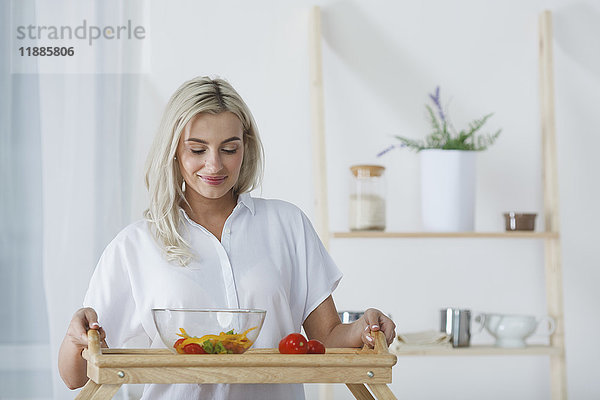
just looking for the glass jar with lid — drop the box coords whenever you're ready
[349,165,386,231]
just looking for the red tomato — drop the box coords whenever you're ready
[306,339,326,354]
[183,343,207,354]
[278,333,308,354]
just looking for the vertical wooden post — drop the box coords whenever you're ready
[310,7,333,400]
[538,10,568,400]
[309,5,330,250]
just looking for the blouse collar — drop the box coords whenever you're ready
[237,192,255,215]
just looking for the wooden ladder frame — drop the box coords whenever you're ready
[539,10,568,400]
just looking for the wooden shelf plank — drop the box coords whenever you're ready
[333,231,559,239]
[391,344,561,356]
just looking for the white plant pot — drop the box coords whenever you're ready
[419,149,477,232]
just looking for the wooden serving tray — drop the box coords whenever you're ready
[77,329,397,399]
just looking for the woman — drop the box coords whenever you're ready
[58,76,396,399]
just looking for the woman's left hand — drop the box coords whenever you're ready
[360,308,396,347]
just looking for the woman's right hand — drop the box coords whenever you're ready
[65,307,107,351]
[59,307,108,389]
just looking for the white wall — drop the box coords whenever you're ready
[132,0,599,399]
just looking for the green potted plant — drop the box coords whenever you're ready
[379,86,501,153]
[382,87,501,232]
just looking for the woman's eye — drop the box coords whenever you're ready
[222,148,237,154]
[190,149,205,154]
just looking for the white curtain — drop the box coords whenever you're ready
[0,0,52,397]
[2,1,148,398]
[40,74,142,400]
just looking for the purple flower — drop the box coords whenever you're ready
[376,143,406,157]
[429,86,446,123]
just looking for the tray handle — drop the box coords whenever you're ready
[87,328,102,357]
[360,330,390,354]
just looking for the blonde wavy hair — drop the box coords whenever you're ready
[143,76,264,266]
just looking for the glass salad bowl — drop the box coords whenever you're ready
[152,308,266,354]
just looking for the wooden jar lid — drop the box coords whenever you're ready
[350,164,385,177]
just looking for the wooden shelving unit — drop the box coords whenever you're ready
[333,231,559,239]
[309,7,567,400]
[392,345,561,357]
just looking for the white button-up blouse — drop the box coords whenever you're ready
[83,193,343,400]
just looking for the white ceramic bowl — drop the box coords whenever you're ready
[483,314,555,348]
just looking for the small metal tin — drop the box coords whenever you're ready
[440,308,471,348]
[503,212,537,231]
[338,311,364,324]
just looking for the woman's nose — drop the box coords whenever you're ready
[204,152,223,172]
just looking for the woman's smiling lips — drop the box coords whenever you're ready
[197,175,227,185]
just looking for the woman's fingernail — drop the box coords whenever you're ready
[371,324,379,330]
[364,325,370,331]
[90,322,100,328]
[367,335,374,342]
